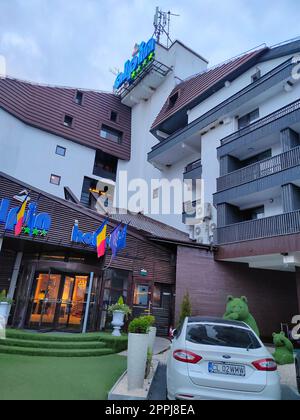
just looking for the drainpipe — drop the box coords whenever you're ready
[82,272,94,334]
[8,252,23,300]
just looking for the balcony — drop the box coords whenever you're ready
[183,159,202,180]
[221,99,300,147]
[217,146,300,192]
[93,165,117,182]
[216,210,300,245]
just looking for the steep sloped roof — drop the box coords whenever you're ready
[0,77,132,160]
[151,49,267,132]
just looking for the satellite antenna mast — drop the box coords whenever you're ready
[153,7,179,48]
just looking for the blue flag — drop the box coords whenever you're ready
[110,224,122,257]
[118,224,128,251]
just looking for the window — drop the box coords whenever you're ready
[186,324,261,350]
[64,115,73,128]
[251,69,261,83]
[50,174,61,186]
[75,91,83,105]
[153,285,162,308]
[56,145,66,157]
[238,108,259,130]
[168,91,179,108]
[110,111,118,123]
[133,284,150,306]
[100,124,123,144]
[93,150,118,181]
[250,206,265,220]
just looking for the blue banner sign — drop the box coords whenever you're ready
[0,198,51,237]
[114,38,156,90]
[71,222,97,248]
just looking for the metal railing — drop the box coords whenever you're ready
[184,159,202,174]
[217,146,300,191]
[220,98,300,146]
[217,209,300,245]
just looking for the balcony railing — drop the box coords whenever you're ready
[217,210,300,245]
[184,159,202,174]
[220,98,300,146]
[217,146,300,192]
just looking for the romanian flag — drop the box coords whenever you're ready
[15,195,29,236]
[96,220,108,258]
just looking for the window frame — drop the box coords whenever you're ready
[50,174,61,186]
[74,90,84,106]
[100,124,123,144]
[63,114,74,128]
[55,145,66,157]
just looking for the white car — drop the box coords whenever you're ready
[167,317,281,400]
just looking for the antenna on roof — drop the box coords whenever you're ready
[153,7,179,48]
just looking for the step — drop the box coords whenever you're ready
[0,338,107,350]
[6,330,104,343]
[0,344,115,358]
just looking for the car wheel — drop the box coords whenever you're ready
[296,362,300,395]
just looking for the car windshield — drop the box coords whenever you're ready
[186,324,261,349]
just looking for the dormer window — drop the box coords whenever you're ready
[75,91,83,105]
[251,69,261,83]
[110,111,118,123]
[64,115,73,128]
[168,91,179,108]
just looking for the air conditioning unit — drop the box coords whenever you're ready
[194,223,208,244]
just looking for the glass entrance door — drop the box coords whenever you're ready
[28,272,89,331]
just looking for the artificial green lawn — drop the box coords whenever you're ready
[0,353,127,400]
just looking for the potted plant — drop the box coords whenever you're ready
[141,315,157,353]
[127,316,150,390]
[108,296,131,337]
[0,290,13,325]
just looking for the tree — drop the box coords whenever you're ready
[178,292,192,326]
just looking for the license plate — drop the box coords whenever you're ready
[208,362,246,377]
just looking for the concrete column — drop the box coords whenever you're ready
[217,203,243,227]
[282,183,300,213]
[280,128,300,152]
[8,252,23,301]
[220,155,241,176]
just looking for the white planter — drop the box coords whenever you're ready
[111,310,125,337]
[148,326,157,353]
[0,302,11,326]
[127,333,149,390]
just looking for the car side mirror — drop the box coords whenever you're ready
[172,329,178,339]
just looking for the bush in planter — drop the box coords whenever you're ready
[128,316,150,334]
[178,291,192,327]
[127,316,150,390]
[140,315,155,328]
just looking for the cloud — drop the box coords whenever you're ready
[0,0,299,90]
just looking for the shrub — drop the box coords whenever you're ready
[178,292,192,327]
[0,290,13,304]
[140,315,156,328]
[128,317,150,334]
[108,296,132,318]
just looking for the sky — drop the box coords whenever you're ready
[0,0,300,92]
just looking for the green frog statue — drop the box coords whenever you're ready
[272,332,294,365]
[223,296,260,337]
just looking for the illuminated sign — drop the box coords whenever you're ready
[71,222,97,248]
[114,38,156,91]
[0,198,51,237]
